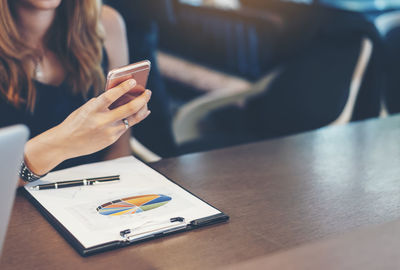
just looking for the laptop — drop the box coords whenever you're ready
[0,125,29,255]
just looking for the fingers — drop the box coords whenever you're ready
[108,89,152,121]
[116,106,151,135]
[108,85,146,110]
[98,79,137,108]
[125,106,151,128]
[126,84,146,95]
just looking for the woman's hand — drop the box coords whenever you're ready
[24,79,151,176]
[58,78,151,158]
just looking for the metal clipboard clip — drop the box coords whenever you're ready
[120,217,187,242]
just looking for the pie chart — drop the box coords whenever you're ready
[96,194,172,216]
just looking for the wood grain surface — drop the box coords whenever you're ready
[223,218,400,270]
[2,115,400,270]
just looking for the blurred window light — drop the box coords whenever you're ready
[179,0,203,6]
[178,0,400,11]
[319,0,400,11]
[280,0,313,4]
[179,0,241,9]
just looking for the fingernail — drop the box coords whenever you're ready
[128,79,136,86]
[145,110,151,117]
[145,90,152,97]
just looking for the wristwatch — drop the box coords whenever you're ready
[19,160,47,182]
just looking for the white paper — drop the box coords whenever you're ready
[24,157,221,248]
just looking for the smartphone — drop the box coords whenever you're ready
[105,60,151,108]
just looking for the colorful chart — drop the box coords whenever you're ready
[96,194,172,216]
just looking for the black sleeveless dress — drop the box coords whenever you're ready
[0,53,109,170]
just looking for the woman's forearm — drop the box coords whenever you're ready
[24,125,71,176]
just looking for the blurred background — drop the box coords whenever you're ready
[105,0,400,159]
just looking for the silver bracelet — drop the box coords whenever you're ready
[19,160,47,182]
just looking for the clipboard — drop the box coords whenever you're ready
[23,157,229,256]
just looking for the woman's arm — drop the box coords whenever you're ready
[100,5,138,160]
[21,79,151,184]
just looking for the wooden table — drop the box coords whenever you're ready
[2,115,400,269]
[225,218,400,269]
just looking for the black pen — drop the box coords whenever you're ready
[30,175,120,190]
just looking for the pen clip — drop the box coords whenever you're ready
[120,217,187,242]
[89,176,120,185]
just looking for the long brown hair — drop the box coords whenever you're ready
[0,0,105,112]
